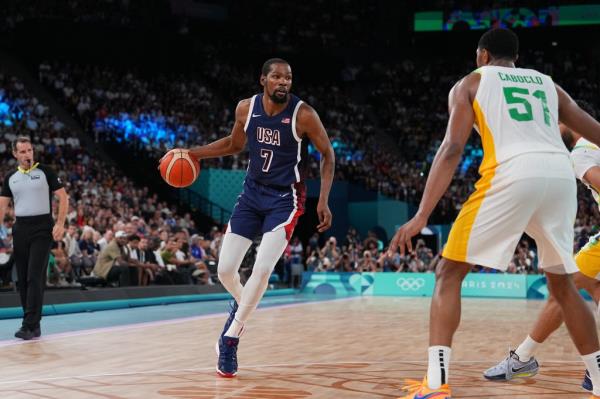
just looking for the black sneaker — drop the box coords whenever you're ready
[14,326,41,340]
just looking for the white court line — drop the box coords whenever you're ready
[0,296,359,348]
[0,358,585,386]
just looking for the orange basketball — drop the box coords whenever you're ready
[159,149,200,188]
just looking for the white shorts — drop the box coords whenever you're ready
[443,153,578,274]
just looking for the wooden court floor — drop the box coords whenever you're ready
[0,296,596,398]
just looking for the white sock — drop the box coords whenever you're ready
[225,318,244,338]
[582,351,600,396]
[427,346,451,389]
[514,335,540,361]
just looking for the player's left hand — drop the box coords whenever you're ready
[52,224,65,241]
[316,201,332,232]
[388,213,427,257]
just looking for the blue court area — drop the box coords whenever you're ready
[0,293,350,341]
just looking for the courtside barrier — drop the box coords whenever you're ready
[302,272,560,299]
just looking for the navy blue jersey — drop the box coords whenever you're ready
[244,94,308,186]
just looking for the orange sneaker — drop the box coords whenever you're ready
[398,377,452,399]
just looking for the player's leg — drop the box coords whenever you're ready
[545,272,600,387]
[528,296,563,344]
[573,247,600,393]
[483,218,568,381]
[485,238,600,382]
[427,258,471,386]
[541,279,596,368]
[217,232,252,304]
[219,189,262,304]
[215,188,263,378]
[530,176,600,397]
[514,256,600,352]
[574,272,600,307]
[401,178,539,399]
[520,270,600,355]
[225,228,288,337]
[216,228,288,378]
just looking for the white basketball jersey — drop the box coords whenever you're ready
[571,137,600,207]
[473,66,568,175]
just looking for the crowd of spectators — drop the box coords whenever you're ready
[0,74,228,289]
[290,227,542,276]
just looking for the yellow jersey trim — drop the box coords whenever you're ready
[443,100,498,262]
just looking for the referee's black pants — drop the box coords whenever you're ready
[13,215,53,330]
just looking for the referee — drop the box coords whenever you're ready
[0,136,68,340]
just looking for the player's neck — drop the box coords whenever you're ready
[487,60,515,68]
[262,95,289,116]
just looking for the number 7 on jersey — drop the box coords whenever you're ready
[260,149,273,172]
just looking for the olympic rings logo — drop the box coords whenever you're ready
[396,277,426,291]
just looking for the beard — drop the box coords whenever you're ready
[269,89,288,104]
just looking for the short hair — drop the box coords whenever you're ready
[478,28,519,61]
[261,58,290,76]
[576,99,597,119]
[128,234,140,242]
[12,136,32,152]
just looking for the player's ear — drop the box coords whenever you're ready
[481,49,490,65]
[260,75,266,87]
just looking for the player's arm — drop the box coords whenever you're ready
[581,167,600,194]
[297,104,335,232]
[187,99,249,160]
[389,73,478,255]
[557,84,600,146]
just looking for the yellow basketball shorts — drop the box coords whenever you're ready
[575,234,600,279]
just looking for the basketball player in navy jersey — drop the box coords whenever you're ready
[182,58,334,377]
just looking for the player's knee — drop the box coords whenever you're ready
[435,259,468,285]
[251,264,273,280]
[546,273,572,300]
[217,264,236,283]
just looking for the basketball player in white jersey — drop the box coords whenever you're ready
[389,28,600,399]
[483,100,600,392]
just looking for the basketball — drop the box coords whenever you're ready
[159,149,200,188]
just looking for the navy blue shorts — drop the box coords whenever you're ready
[228,178,306,241]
